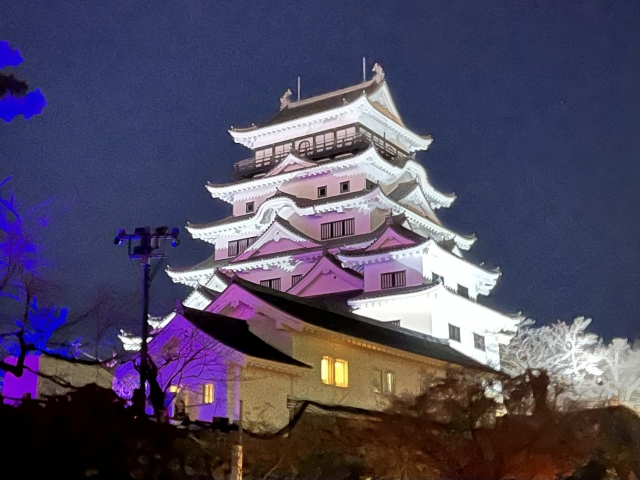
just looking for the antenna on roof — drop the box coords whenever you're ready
[297,76,301,102]
[362,57,366,82]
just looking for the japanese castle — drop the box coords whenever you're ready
[165,64,519,369]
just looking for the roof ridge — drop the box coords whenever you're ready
[287,80,376,109]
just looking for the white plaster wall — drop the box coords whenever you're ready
[280,172,367,201]
[362,256,424,292]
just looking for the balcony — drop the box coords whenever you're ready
[233,128,407,180]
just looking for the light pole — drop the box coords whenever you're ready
[114,226,179,411]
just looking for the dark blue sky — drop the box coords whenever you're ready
[2,1,638,339]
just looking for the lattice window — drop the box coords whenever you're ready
[381,271,406,289]
[259,278,281,291]
[474,333,486,351]
[320,218,355,240]
[291,274,303,287]
[228,237,257,257]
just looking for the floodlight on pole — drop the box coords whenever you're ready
[114,226,179,413]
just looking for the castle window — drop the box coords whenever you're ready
[457,285,469,298]
[320,218,355,240]
[317,186,327,198]
[321,356,334,385]
[321,356,348,387]
[291,274,303,287]
[383,371,395,394]
[246,202,255,214]
[274,143,292,158]
[169,385,179,393]
[449,324,461,342]
[365,179,376,191]
[340,181,350,193]
[373,369,382,393]
[202,383,214,404]
[381,271,406,289]
[259,278,281,291]
[474,333,486,351]
[228,237,257,257]
[334,359,348,387]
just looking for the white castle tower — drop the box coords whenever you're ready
[167,64,519,367]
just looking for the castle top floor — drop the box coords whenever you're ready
[228,64,433,180]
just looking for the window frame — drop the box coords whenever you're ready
[457,284,469,298]
[202,383,214,404]
[291,274,303,287]
[448,323,461,342]
[380,271,407,289]
[259,278,282,291]
[383,371,395,394]
[321,356,334,385]
[340,181,350,193]
[228,237,257,257]
[320,218,355,240]
[317,186,328,198]
[373,369,383,393]
[473,333,486,351]
[245,201,255,214]
[334,359,349,388]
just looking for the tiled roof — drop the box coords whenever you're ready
[338,222,428,257]
[349,282,438,301]
[189,188,376,231]
[259,80,383,128]
[387,180,419,202]
[181,307,311,369]
[231,278,495,373]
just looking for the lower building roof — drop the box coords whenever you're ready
[181,307,311,369]
[228,278,496,373]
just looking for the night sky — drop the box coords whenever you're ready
[2,1,638,340]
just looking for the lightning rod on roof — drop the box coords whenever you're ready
[362,57,366,82]
[297,76,301,102]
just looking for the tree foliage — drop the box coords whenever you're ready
[502,316,640,410]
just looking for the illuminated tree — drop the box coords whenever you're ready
[501,317,604,393]
[0,40,46,123]
[587,338,640,408]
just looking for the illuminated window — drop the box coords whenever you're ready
[449,324,461,342]
[384,371,395,394]
[169,385,179,393]
[334,359,348,387]
[246,202,255,214]
[202,383,214,404]
[321,356,334,385]
[381,271,406,289]
[373,369,382,393]
[340,181,350,193]
[474,333,485,351]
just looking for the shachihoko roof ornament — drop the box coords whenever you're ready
[280,88,292,110]
[372,63,385,83]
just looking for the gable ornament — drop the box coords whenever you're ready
[372,63,385,83]
[280,89,292,110]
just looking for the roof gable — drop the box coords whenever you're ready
[233,218,320,262]
[366,82,403,125]
[287,255,363,297]
[208,283,303,331]
[264,153,315,177]
[365,224,420,252]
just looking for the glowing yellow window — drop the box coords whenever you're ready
[321,356,334,384]
[169,385,179,393]
[202,383,214,404]
[334,359,349,388]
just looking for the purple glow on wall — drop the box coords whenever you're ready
[1,355,39,403]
